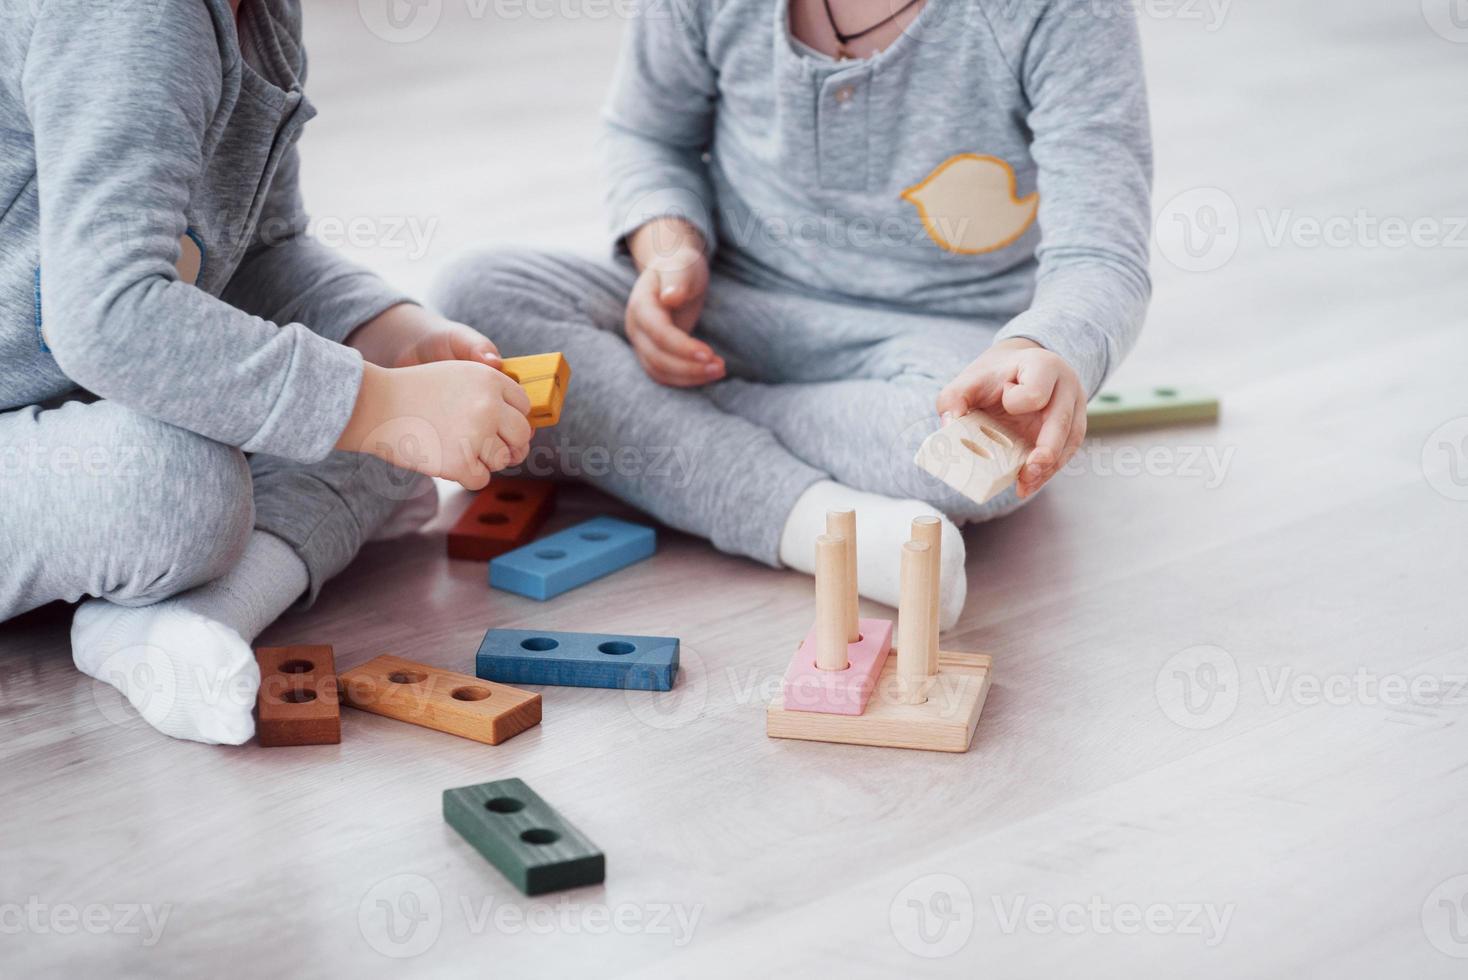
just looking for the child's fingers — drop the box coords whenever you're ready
[655,255,708,308]
[447,325,501,365]
[641,312,719,366]
[630,330,715,387]
[1061,401,1088,467]
[936,360,1006,419]
[1018,386,1083,496]
[1001,356,1060,416]
[476,433,516,473]
[488,369,532,417]
[498,404,534,460]
[456,450,492,492]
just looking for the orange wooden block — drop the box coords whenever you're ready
[447,477,558,561]
[499,352,570,429]
[339,654,541,745]
[255,645,341,747]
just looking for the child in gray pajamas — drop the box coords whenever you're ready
[0,0,533,743]
[435,0,1153,622]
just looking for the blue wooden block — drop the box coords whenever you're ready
[489,517,656,600]
[477,628,679,691]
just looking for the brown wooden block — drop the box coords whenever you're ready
[255,645,341,747]
[447,477,558,561]
[766,651,992,753]
[339,654,541,745]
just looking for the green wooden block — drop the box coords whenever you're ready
[443,778,605,895]
[1087,386,1220,432]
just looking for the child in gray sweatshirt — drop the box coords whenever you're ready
[0,0,533,743]
[435,0,1152,621]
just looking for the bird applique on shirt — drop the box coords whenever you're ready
[901,154,1039,255]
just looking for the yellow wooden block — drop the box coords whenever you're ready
[500,352,570,428]
[766,651,992,753]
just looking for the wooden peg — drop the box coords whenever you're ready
[826,509,860,643]
[910,516,942,674]
[814,533,850,670]
[897,541,933,703]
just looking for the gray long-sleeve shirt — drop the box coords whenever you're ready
[602,0,1154,394]
[0,0,407,462]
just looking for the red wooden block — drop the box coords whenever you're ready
[447,478,558,561]
[255,645,341,747]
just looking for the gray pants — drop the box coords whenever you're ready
[0,398,412,622]
[432,251,1025,566]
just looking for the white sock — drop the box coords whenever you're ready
[778,480,967,631]
[370,474,440,541]
[70,531,309,745]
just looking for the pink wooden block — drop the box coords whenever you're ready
[779,618,894,715]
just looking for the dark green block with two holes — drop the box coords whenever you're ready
[443,778,605,895]
[1086,386,1220,432]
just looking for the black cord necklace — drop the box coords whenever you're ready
[820,0,926,59]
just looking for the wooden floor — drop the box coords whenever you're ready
[4,2,1467,976]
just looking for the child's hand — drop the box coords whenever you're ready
[338,361,533,491]
[625,218,724,387]
[349,303,502,370]
[936,338,1087,499]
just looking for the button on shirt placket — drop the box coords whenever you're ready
[816,69,870,192]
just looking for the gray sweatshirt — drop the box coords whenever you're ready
[602,0,1154,394]
[0,0,406,462]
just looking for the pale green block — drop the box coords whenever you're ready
[1087,386,1220,432]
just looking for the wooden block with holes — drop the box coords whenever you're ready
[338,654,540,745]
[1086,386,1220,432]
[913,409,1031,505]
[766,516,994,752]
[444,777,604,895]
[447,477,558,561]
[255,645,341,746]
[499,352,571,428]
[767,652,992,753]
[476,628,679,691]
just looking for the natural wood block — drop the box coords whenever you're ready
[913,410,1030,505]
[444,777,605,895]
[1086,386,1220,432]
[499,352,571,428]
[339,654,540,745]
[767,651,992,753]
[780,618,894,715]
[255,645,341,747]
[446,477,557,561]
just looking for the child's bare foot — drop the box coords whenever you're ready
[779,481,967,630]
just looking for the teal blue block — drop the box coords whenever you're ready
[477,628,678,691]
[489,517,655,600]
